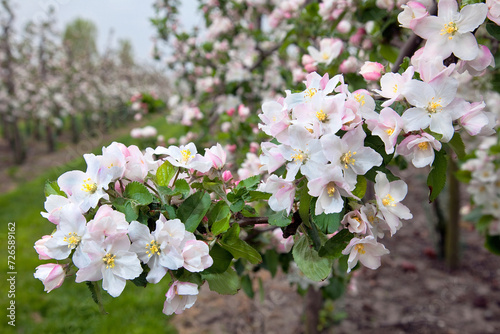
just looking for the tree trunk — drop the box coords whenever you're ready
[304,286,322,334]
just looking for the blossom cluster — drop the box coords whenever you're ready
[33,141,232,315]
[461,137,500,236]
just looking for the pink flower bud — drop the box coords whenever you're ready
[34,263,65,292]
[34,235,53,260]
[304,63,318,73]
[359,61,384,81]
[222,170,233,182]
[349,28,366,46]
[301,54,315,66]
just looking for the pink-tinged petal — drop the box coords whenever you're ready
[112,251,142,279]
[102,268,126,297]
[429,112,454,142]
[34,264,65,292]
[75,261,104,282]
[57,170,86,196]
[457,3,488,32]
[359,252,382,270]
[402,108,430,132]
[413,16,443,39]
[451,33,479,61]
[374,172,390,197]
[403,80,434,108]
[146,256,167,283]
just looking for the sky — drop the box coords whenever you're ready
[11,0,201,64]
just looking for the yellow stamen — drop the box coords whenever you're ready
[322,53,329,60]
[355,244,366,254]
[354,93,366,106]
[393,84,398,93]
[81,178,97,193]
[102,253,116,269]
[385,128,394,136]
[304,88,318,99]
[292,149,306,162]
[316,110,327,122]
[418,142,429,150]
[181,149,193,163]
[326,182,336,197]
[340,151,357,168]
[382,194,396,207]
[427,98,442,113]
[440,21,458,40]
[63,232,81,249]
[145,240,161,257]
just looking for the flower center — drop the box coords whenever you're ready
[181,149,193,163]
[340,151,357,168]
[63,232,81,249]
[427,98,442,113]
[321,52,329,60]
[382,194,396,207]
[354,93,366,106]
[326,182,336,197]
[441,21,458,40]
[316,110,327,122]
[385,128,394,136]
[355,244,366,255]
[393,84,398,93]
[81,178,97,193]
[102,253,116,269]
[304,88,318,99]
[292,149,306,163]
[145,240,161,257]
[418,142,429,150]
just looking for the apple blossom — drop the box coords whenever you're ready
[307,38,343,66]
[75,235,142,297]
[374,172,412,236]
[34,263,66,293]
[163,281,199,315]
[342,236,390,273]
[366,107,404,154]
[413,0,488,61]
[397,1,428,29]
[182,240,213,272]
[259,175,296,214]
[359,61,384,81]
[396,133,442,168]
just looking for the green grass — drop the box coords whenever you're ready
[0,118,185,334]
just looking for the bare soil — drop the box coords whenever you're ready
[173,167,500,334]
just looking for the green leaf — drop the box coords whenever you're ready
[131,269,148,287]
[268,210,292,227]
[177,192,211,232]
[379,44,398,63]
[212,215,230,236]
[487,22,500,41]
[352,175,367,199]
[448,133,466,159]
[174,179,190,198]
[318,229,354,259]
[293,234,332,281]
[202,243,233,274]
[311,198,344,234]
[124,182,154,205]
[485,234,500,256]
[299,186,312,225]
[44,180,65,197]
[113,198,139,221]
[229,199,245,213]
[248,190,271,201]
[156,161,176,186]
[241,274,254,298]
[202,268,241,295]
[477,215,494,233]
[427,149,447,202]
[236,175,261,191]
[219,224,262,264]
[209,201,230,224]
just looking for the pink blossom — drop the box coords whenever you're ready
[342,236,390,273]
[487,0,500,25]
[163,281,199,315]
[396,133,442,168]
[398,1,428,29]
[34,263,66,292]
[238,104,250,121]
[34,235,53,260]
[359,62,384,81]
[272,229,294,253]
[349,27,366,46]
[222,170,233,182]
[339,56,359,73]
[204,143,227,169]
[457,45,495,76]
[366,107,405,154]
[260,175,296,214]
[182,240,213,272]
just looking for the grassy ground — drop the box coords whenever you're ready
[0,117,186,334]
